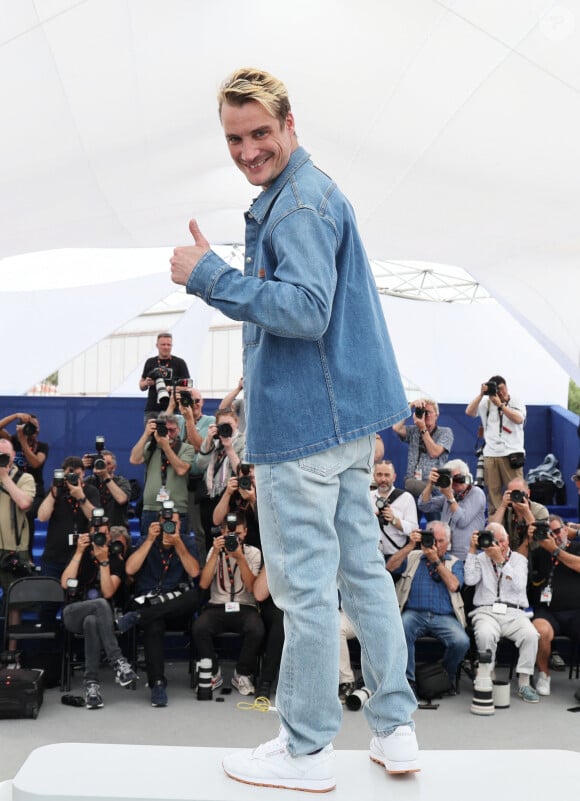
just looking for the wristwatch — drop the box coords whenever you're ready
[99,560,110,567]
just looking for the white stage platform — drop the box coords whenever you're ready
[0,744,578,800]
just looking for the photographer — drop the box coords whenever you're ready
[37,457,99,579]
[129,414,195,538]
[117,506,200,707]
[196,407,245,551]
[83,448,131,530]
[528,515,580,698]
[0,412,49,559]
[418,459,486,560]
[386,522,468,696]
[212,462,260,549]
[464,522,540,706]
[465,376,526,514]
[371,461,417,563]
[488,478,548,554]
[139,332,190,420]
[193,511,263,696]
[0,438,36,611]
[392,398,453,500]
[60,513,138,709]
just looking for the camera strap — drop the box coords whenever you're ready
[218,551,239,602]
[152,543,176,595]
[159,438,183,487]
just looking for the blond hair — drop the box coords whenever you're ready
[218,67,291,124]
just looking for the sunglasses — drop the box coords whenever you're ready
[452,475,467,484]
[551,526,563,535]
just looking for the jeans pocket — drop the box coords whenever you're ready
[297,450,342,478]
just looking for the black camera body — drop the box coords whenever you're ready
[532,521,551,542]
[174,379,194,407]
[0,453,10,469]
[485,380,498,396]
[414,407,425,418]
[90,530,108,547]
[153,419,168,437]
[149,366,173,382]
[178,390,193,408]
[420,530,435,548]
[510,489,526,504]
[224,533,239,552]
[435,468,452,488]
[238,463,252,491]
[216,422,233,439]
[65,471,79,486]
[0,551,34,577]
[477,530,495,549]
[22,421,38,437]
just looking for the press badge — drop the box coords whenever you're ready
[492,602,507,614]
[540,586,552,605]
[225,602,240,613]
[156,486,170,502]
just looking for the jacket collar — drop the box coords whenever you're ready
[246,146,311,224]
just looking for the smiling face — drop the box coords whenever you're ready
[220,100,297,189]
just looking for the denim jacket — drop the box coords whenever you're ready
[187,146,407,464]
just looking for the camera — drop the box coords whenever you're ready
[86,436,106,469]
[89,508,108,546]
[414,407,426,419]
[420,530,435,548]
[0,551,34,577]
[65,471,79,486]
[510,489,526,504]
[435,468,452,488]
[485,380,498,396]
[224,513,239,551]
[375,497,389,511]
[22,421,37,437]
[153,418,168,437]
[109,539,125,557]
[477,530,495,549]
[238,463,252,491]
[159,500,176,534]
[174,379,194,407]
[0,453,9,469]
[532,521,551,542]
[215,422,233,439]
[149,367,173,409]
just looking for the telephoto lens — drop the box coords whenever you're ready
[197,658,213,701]
[345,687,371,711]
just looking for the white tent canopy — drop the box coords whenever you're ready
[2,1,579,402]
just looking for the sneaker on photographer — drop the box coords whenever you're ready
[231,671,254,696]
[535,672,551,696]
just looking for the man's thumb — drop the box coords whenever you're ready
[189,218,209,248]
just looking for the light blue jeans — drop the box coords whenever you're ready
[255,434,417,756]
[401,609,470,682]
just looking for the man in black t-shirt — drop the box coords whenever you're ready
[139,333,190,419]
[530,515,580,697]
[83,449,131,529]
[37,457,100,580]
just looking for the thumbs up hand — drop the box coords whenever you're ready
[170,219,211,286]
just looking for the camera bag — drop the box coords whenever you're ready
[0,668,44,719]
[414,660,451,701]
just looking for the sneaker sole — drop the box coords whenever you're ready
[86,703,104,709]
[212,678,223,690]
[369,754,420,774]
[231,680,254,696]
[222,766,335,793]
[518,695,539,703]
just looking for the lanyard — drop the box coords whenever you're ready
[218,551,240,602]
[492,550,510,599]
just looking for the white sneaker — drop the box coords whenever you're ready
[222,728,336,792]
[370,725,420,774]
[231,671,254,696]
[535,672,551,696]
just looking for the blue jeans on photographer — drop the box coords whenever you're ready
[401,609,469,683]
[255,434,417,757]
